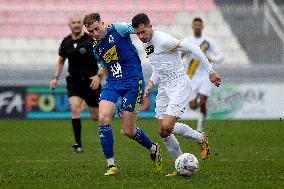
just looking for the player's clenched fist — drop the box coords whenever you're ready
[209,71,221,87]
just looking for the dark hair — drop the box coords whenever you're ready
[83,13,101,26]
[132,13,150,28]
[192,17,203,24]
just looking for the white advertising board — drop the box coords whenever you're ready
[181,83,284,119]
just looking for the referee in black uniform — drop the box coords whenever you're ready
[50,14,101,153]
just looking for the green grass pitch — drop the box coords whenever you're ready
[0,119,283,189]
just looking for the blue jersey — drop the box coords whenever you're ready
[93,22,143,82]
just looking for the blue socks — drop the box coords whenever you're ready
[131,127,153,149]
[99,125,114,159]
[99,125,153,163]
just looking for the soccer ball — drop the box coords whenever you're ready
[175,153,199,176]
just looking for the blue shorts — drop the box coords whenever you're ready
[100,78,144,113]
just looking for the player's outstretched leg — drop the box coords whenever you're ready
[150,143,162,173]
[159,116,184,176]
[197,94,208,132]
[198,132,209,160]
[162,134,183,177]
[125,127,162,173]
[99,125,119,176]
[133,128,162,172]
[197,112,206,132]
[122,110,162,173]
[98,100,120,175]
[173,122,210,160]
[162,134,182,160]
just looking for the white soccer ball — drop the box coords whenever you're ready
[175,153,199,176]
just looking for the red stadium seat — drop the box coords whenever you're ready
[0,0,216,37]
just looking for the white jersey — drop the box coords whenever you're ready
[183,33,223,79]
[143,31,186,83]
[143,31,213,118]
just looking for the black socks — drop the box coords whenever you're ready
[72,118,82,147]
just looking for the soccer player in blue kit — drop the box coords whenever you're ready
[83,13,162,176]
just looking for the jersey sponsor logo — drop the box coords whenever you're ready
[103,45,118,63]
[145,45,154,57]
[110,62,122,78]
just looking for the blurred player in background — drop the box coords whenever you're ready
[83,13,162,176]
[49,14,101,153]
[183,18,224,132]
[132,13,221,176]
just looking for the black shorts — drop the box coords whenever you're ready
[66,75,101,107]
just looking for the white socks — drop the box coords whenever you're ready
[173,122,203,142]
[162,134,182,160]
[197,113,205,132]
[148,144,157,154]
[107,158,115,167]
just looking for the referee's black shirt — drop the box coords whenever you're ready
[59,32,98,78]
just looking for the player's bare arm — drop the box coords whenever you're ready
[50,56,65,90]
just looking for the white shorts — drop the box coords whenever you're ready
[188,74,213,102]
[155,75,192,119]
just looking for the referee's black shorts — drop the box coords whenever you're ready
[66,75,101,107]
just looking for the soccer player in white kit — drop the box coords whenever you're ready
[132,13,221,176]
[183,18,224,132]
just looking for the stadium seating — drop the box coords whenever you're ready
[0,0,249,73]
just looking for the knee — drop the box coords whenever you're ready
[70,105,81,117]
[98,112,111,125]
[122,118,136,138]
[122,126,136,138]
[159,129,170,138]
[159,120,173,138]
[189,101,198,110]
